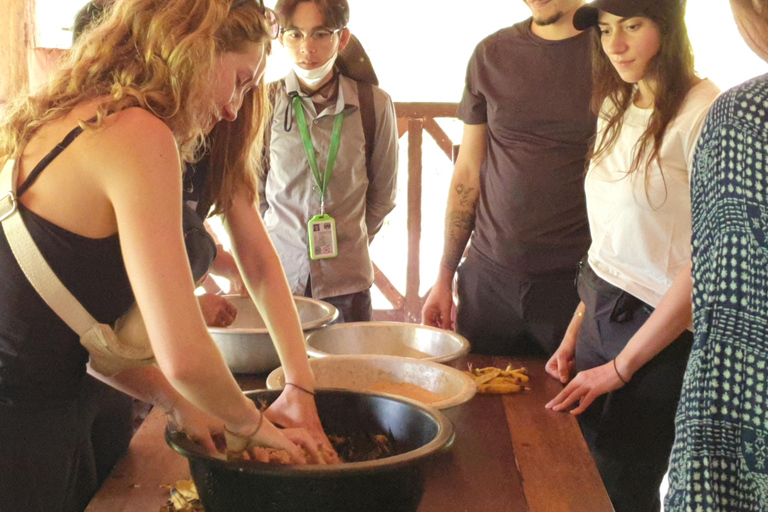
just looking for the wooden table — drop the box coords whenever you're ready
[86,356,613,512]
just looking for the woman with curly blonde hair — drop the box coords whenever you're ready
[0,1,332,510]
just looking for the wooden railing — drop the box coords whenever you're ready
[372,102,459,324]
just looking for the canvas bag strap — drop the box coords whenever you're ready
[0,158,98,335]
[357,80,376,177]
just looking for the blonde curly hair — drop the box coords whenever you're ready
[0,0,273,211]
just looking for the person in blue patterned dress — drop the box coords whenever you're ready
[665,1,768,510]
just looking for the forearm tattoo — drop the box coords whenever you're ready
[455,183,475,209]
[442,183,477,272]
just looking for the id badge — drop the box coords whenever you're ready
[308,214,338,260]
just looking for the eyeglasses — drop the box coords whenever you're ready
[280,28,343,49]
[231,0,280,40]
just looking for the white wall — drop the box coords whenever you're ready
[36,0,768,300]
[40,0,768,97]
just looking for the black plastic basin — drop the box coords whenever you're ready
[166,389,455,512]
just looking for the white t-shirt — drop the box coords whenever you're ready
[586,79,721,307]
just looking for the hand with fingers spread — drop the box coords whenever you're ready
[224,413,318,465]
[264,385,340,464]
[545,359,627,415]
[164,396,226,454]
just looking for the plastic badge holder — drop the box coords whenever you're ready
[308,214,338,260]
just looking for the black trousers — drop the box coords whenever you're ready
[575,261,693,512]
[304,278,372,323]
[455,250,581,357]
[0,375,133,512]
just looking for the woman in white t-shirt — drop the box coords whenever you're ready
[544,1,720,511]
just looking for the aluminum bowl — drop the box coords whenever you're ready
[166,389,455,512]
[305,321,471,364]
[208,296,338,374]
[267,354,477,409]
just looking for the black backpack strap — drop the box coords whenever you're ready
[357,81,376,178]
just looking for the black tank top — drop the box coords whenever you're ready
[0,124,134,405]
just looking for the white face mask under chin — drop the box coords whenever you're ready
[292,53,338,88]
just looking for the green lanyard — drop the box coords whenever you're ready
[291,94,344,215]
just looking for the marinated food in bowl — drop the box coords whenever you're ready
[367,381,446,404]
[166,389,455,512]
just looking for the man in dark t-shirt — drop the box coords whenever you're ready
[422,0,595,357]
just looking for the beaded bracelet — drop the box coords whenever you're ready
[285,382,316,396]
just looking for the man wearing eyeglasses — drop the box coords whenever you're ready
[422,0,595,358]
[260,0,398,323]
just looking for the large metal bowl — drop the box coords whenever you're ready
[166,389,455,512]
[305,321,471,363]
[267,354,477,409]
[208,296,338,374]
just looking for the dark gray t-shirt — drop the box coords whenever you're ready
[459,19,595,279]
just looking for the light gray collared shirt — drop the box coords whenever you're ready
[260,71,398,299]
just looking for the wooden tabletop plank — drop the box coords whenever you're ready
[86,357,612,512]
[492,357,614,512]
[420,393,527,511]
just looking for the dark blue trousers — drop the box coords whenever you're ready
[575,261,693,512]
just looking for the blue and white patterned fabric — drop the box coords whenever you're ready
[665,74,768,512]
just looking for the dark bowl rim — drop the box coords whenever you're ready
[166,389,455,475]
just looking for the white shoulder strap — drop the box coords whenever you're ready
[0,158,98,335]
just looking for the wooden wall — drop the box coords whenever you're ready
[0,0,34,104]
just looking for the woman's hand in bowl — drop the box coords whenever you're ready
[265,385,340,463]
[164,397,225,454]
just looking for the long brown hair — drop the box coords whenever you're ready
[589,3,697,193]
[202,1,274,215]
[202,83,270,216]
[0,0,272,213]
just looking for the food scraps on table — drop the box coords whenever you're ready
[159,480,203,512]
[464,364,529,394]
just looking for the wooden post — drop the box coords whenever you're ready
[405,118,423,323]
[0,0,34,103]
[372,103,459,322]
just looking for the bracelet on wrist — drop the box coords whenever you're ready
[285,382,316,396]
[613,358,629,385]
[225,410,264,439]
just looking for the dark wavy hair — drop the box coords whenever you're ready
[274,0,349,29]
[589,1,697,196]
